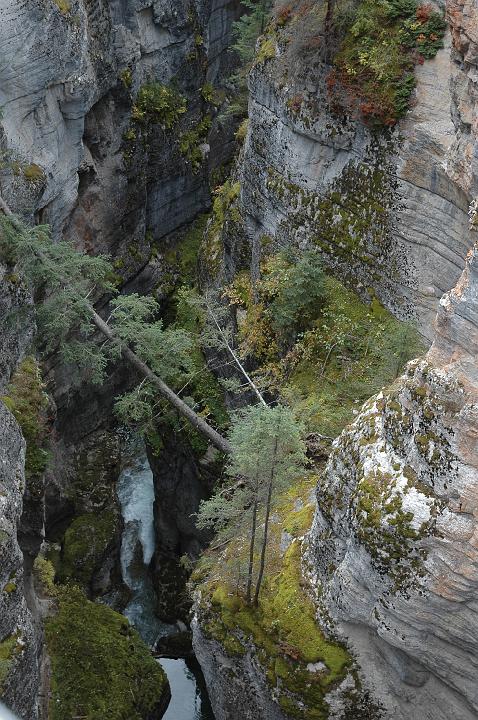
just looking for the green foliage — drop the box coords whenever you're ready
[196,475,354,719]
[164,214,208,288]
[267,250,326,343]
[201,180,241,278]
[0,215,115,383]
[226,251,424,438]
[1,357,50,478]
[33,556,56,595]
[45,585,168,720]
[198,405,307,601]
[120,68,132,89]
[235,118,249,142]
[225,0,274,119]
[201,82,217,103]
[111,293,194,385]
[256,36,276,63]
[228,404,307,492]
[281,279,425,437]
[232,0,273,64]
[0,634,22,691]
[331,0,446,125]
[131,82,187,129]
[0,216,222,445]
[53,0,71,14]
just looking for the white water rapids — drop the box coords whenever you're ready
[117,442,215,720]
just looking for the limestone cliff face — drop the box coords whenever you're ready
[306,341,478,719]
[0,0,242,608]
[0,0,240,251]
[0,405,41,720]
[191,4,478,719]
[301,4,478,718]
[239,12,471,339]
[0,280,39,720]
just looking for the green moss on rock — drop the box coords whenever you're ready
[197,475,353,720]
[57,512,117,587]
[1,356,50,479]
[46,586,169,720]
[0,634,22,691]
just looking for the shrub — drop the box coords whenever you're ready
[131,83,187,129]
[267,250,326,343]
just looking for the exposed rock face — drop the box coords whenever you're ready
[0,0,241,254]
[0,271,39,719]
[192,4,478,719]
[192,622,288,720]
[0,268,33,386]
[0,0,243,617]
[306,346,478,719]
[302,5,478,710]
[0,407,40,720]
[239,25,471,338]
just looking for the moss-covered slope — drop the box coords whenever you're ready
[45,584,170,720]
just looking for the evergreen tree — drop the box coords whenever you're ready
[232,0,273,65]
[197,404,307,604]
[225,0,274,118]
[268,249,326,343]
[0,203,231,454]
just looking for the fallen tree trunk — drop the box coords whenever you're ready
[0,197,232,455]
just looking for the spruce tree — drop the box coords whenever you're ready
[197,404,307,604]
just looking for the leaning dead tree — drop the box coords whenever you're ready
[0,196,232,455]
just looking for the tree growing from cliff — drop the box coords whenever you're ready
[197,404,307,604]
[233,0,272,64]
[225,0,273,118]
[0,200,231,454]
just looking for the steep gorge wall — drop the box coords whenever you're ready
[191,2,478,719]
[0,0,243,593]
[0,0,242,714]
[0,0,240,244]
[0,278,40,719]
[239,6,471,338]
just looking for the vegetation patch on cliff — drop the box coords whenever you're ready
[227,250,423,437]
[56,512,116,588]
[1,356,50,479]
[329,0,446,125]
[0,634,23,692]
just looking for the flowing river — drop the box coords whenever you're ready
[117,445,215,720]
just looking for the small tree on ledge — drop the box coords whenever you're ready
[197,404,307,604]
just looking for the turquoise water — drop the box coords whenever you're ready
[158,658,215,720]
[118,444,215,720]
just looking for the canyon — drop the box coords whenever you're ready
[1,0,478,719]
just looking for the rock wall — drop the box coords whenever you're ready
[0,0,243,599]
[192,3,478,719]
[0,274,39,719]
[302,4,478,718]
[0,0,241,249]
[192,622,289,720]
[238,12,471,338]
[0,0,243,713]
[305,242,478,720]
[0,405,41,720]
